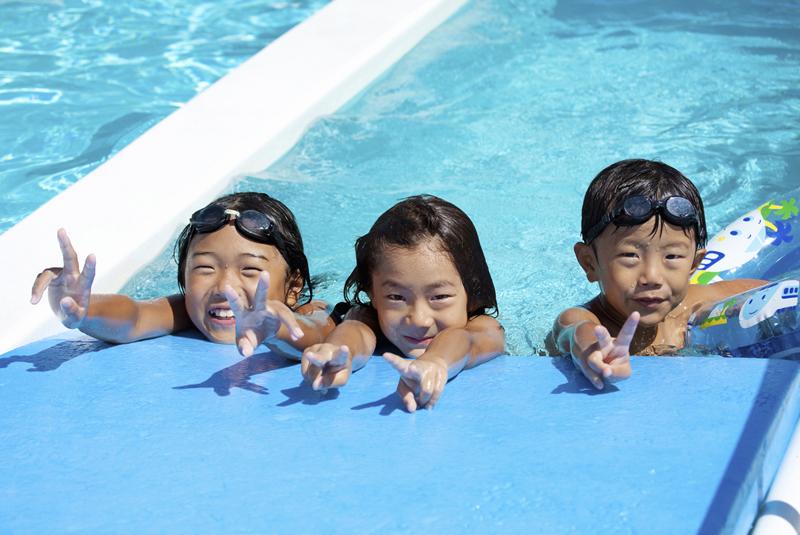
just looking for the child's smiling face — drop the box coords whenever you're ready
[577,219,705,327]
[184,223,297,344]
[368,240,469,358]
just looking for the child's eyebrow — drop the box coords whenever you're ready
[191,251,272,262]
[615,237,693,250]
[381,279,458,291]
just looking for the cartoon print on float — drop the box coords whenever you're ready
[692,193,799,285]
[738,280,800,329]
[698,298,737,329]
[693,210,767,284]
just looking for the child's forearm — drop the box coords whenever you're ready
[558,320,600,359]
[419,318,505,378]
[325,319,376,370]
[264,307,337,360]
[79,294,188,344]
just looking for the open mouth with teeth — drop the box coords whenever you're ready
[208,307,236,323]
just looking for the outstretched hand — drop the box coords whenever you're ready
[575,311,639,390]
[301,344,352,391]
[225,271,304,357]
[30,228,96,329]
[383,352,448,412]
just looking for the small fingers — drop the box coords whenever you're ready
[224,285,247,316]
[57,228,81,274]
[323,346,350,373]
[271,302,304,341]
[396,380,418,413]
[383,352,415,378]
[30,268,61,304]
[616,311,640,349]
[303,348,329,368]
[422,371,446,410]
[578,351,606,390]
[59,296,83,325]
[237,334,257,358]
[78,254,96,296]
[594,324,614,355]
[252,271,271,311]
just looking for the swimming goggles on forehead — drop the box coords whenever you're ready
[189,204,288,259]
[584,195,704,245]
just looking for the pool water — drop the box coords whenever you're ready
[0,0,331,233]
[122,0,800,356]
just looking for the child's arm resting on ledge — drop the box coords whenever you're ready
[301,306,377,390]
[30,228,190,344]
[552,307,638,390]
[383,314,506,412]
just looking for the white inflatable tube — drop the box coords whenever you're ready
[752,421,800,535]
[0,0,467,355]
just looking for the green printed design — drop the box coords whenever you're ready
[774,198,798,220]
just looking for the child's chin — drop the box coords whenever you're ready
[636,310,669,327]
[200,326,236,344]
[403,348,425,359]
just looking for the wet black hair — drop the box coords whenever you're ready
[175,192,312,304]
[581,159,707,248]
[344,194,497,318]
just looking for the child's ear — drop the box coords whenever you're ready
[284,270,304,307]
[574,242,599,283]
[691,248,707,274]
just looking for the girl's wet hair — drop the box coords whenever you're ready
[175,192,312,304]
[581,159,707,248]
[344,194,497,318]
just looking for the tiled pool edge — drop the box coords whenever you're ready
[0,0,468,355]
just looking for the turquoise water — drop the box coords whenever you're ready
[124,0,800,355]
[0,0,330,232]
[43,0,796,355]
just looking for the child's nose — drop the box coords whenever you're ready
[213,268,240,294]
[407,303,434,328]
[639,260,664,286]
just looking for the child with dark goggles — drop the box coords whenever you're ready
[584,195,705,245]
[189,204,289,261]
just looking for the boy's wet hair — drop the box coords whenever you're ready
[344,194,498,318]
[581,159,707,248]
[175,192,312,304]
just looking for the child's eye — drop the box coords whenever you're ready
[387,294,405,302]
[242,267,263,276]
[620,252,638,259]
[193,266,215,273]
[431,294,452,301]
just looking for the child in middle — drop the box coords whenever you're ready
[301,195,506,412]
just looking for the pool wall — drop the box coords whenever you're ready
[0,0,468,355]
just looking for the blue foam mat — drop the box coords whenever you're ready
[1,331,798,534]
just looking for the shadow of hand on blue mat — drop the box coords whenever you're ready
[350,393,406,416]
[549,355,619,395]
[173,351,297,396]
[277,380,340,406]
[0,338,110,372]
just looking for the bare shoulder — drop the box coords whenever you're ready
[555,305,601,330]
[465,314,504,334]
[294,299,332,316]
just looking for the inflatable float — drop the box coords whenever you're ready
[687,188,800,360]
